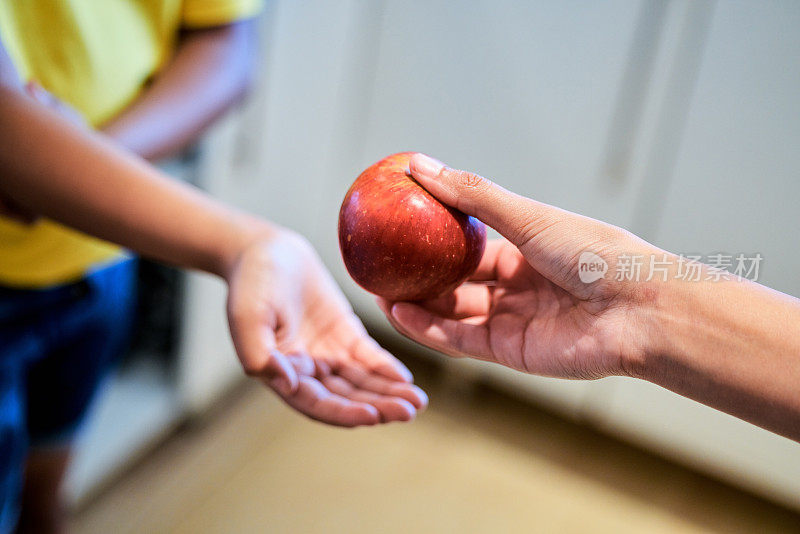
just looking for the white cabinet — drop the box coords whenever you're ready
[589,1,800,509]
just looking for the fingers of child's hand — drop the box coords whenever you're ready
[287,353,316,376]
[350,335,413,383]
[334,361,428,410]
[232,310,298,394]
[277,375,380,427]
[322,375,416,422]
[254,349,297,396]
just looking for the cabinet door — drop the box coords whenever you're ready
[212,0,369,237]
[593,1,800,508]
[644,2,800,297]
[322,0,649,414]
[359,1,647,221]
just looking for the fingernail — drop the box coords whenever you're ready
[412,154,445,179]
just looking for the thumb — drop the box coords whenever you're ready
[229,308,299,396]
[409,153,572,252]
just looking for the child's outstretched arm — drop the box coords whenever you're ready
[100,20,258,161]
[0,74,427,427]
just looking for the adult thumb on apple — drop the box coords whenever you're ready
[409,153,568,253]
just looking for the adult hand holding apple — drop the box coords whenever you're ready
[375,153,661,380]
[375,154,800,442]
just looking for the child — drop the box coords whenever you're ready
[0,3,426,532]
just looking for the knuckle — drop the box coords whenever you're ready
[511,212,561,250]
[510,218,539,248]
[443,168,495,215]
[451,169,489,191]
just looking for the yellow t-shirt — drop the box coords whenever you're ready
[0,0,261,288]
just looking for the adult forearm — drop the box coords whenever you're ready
[640,272,800,440]
[0,86,271,277]
[100,21,256,161]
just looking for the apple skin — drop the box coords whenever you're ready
[338,152,487,301]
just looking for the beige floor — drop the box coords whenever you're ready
[70,358,800,534]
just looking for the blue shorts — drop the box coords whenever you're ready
[0,258,137,532]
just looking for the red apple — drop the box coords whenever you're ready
[338,152,487,301]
